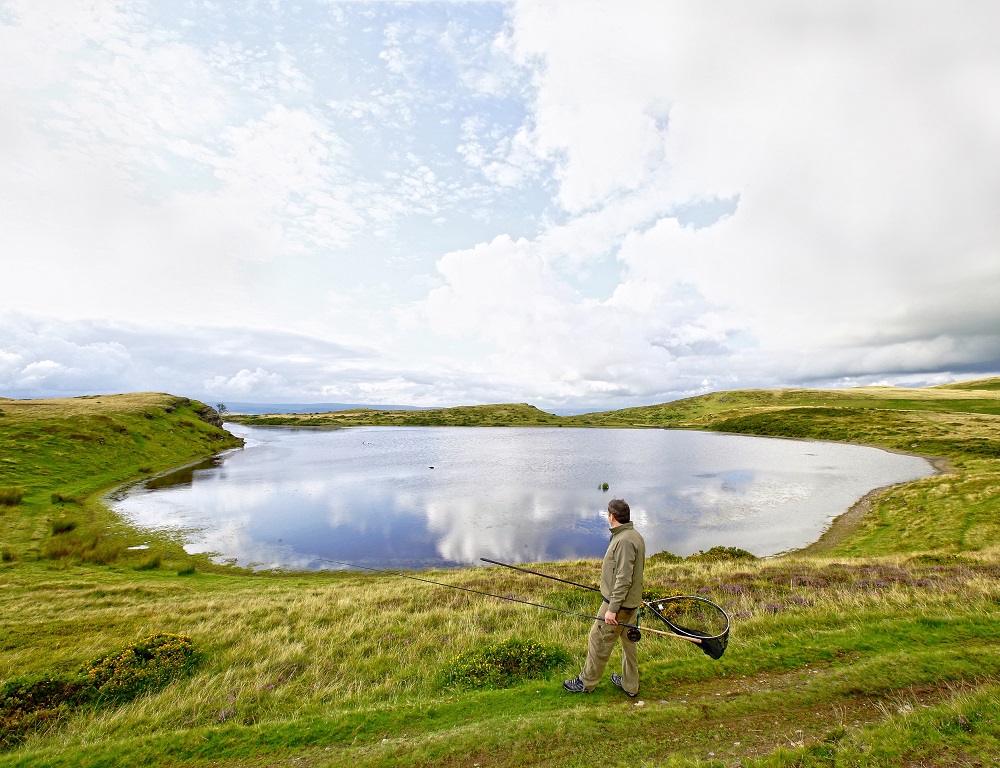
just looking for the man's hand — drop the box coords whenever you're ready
[604,610,618,625]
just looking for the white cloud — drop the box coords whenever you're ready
[204,367,288,397]
[496,0,1000,389]
[507,1,675,213]
[205,104,365,250]
[0,316,376,401]
[2,1,999,408]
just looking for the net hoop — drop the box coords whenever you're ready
[645,594,731,641]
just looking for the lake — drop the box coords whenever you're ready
[109,424,934,570]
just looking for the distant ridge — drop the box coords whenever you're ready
[933,376,1000,391]
[222,402,433,415]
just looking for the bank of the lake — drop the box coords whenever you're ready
[1,382,999,767]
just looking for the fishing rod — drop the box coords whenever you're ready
[320,558,701,644]
[479,557,730,660]
[480,557,602,595]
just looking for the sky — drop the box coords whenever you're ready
[2,0,999,412]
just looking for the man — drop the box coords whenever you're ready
[563,498,646,698]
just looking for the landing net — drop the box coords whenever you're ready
[645,595,730,660]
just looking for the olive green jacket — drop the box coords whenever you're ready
[600,521,645,613]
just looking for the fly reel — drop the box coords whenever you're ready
[626,626,641,642]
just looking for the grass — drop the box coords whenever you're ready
[0,393,242,571]
[0,487,25,506]
[1,381,999,766]
[230,402,566,427]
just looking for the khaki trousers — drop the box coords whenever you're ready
[580,603,639,694]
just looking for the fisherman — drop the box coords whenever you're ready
[563,498,646,697]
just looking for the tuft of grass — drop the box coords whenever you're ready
[50,518,77,535]
[135,553,162,571]
[0,487,24,506]
[80,537,125,566]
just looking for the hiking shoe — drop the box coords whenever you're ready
[611,673,637,698]
[562,676,591,693]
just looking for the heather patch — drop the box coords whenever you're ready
[0,633,198,749]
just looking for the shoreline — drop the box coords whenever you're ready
[794,455,952,556]
[107,429,946,571]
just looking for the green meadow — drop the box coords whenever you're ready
[2,382,999,766]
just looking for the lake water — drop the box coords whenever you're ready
[110,424,934,570]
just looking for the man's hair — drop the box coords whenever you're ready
[608,498,630,523]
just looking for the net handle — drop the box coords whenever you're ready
[631,624,704,644]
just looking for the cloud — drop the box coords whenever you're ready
[2,1,999,408]
[406,233,750,404]
[496,0,1000,389]
[0,316,375,400]
[204,368,289,397]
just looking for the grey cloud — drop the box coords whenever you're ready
[0,316,376,400]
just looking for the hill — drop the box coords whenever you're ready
[229,402,564,427]
[933,375,1000,391]
[0,393,242,568]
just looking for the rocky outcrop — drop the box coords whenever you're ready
[195,404,224,428]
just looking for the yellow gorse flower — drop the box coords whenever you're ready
[82,633,198,699]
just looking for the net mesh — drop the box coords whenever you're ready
[646,596,729,660]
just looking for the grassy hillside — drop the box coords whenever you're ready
[0,393,243,569]
[230,402,564,427]
[228,381,1000,428]
[935,376,1000,391]
[2,381,999,766]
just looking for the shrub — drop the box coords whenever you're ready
[687,546,757,562]
[647,550,683,564]
[0,487,25,506]
[642,590,700,627]
[643,587,685,603]
[1,634,200,747]
[1,548,15,562]
[0,676,95,749]
[83,633,199,701]
[0,677,93,713]
[445,638,570,690]
[50,492,80,505]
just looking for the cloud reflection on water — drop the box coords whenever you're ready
[111,425,934,570]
